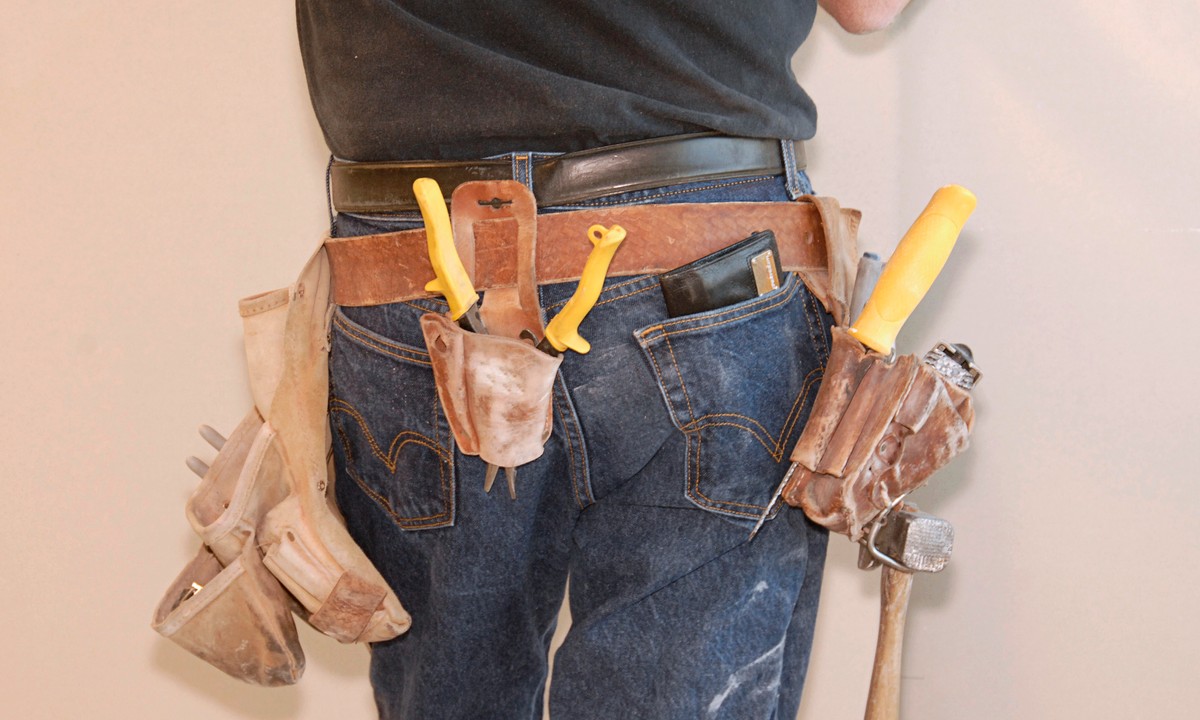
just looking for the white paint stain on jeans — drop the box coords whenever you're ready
[705,636,785,717]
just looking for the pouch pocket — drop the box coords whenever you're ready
[329,306,455,531]
[634,273,832,520]
[151,541,304,686]
[420,312,562,469]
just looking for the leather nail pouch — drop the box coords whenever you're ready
[151,539,305,686]
[420,312,562,469]
[659,229,782,317]
[781,327,975,541]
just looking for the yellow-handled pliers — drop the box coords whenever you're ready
[535,224,627,356]
[414,177,487,334]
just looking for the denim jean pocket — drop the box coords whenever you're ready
[329,306,456,530]
[634,273,832,520]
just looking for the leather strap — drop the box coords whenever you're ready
[807,196,860,326]
[330,133,806,213]
[307,570,389,644]
[452,181,544,340]
[324,197,861,321]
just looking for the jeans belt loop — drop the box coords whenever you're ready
[780,139,803,200]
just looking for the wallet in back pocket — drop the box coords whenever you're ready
[658,230,783,318]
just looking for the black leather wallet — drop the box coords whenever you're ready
[659,230,783,317]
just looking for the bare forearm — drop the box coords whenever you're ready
[817,0,913,34]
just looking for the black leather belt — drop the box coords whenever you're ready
[329,133,806,213]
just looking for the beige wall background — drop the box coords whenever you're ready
[2,2,1196,718]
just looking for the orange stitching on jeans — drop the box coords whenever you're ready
[691,433,764,512]
[553,388,585,509]
[333,313,431,366]
[662,332,696,423]
[635,275,799,344]
[643,344,684,428]
[334,423,451,526]
[687,435,768,515]
[402,299,446,315]
[681,366,823,514]
[544,276,653,313]
[330,398,451,468]
[644,276,800,340]
[677,366,823,458]
[334,314,430,362]
[589,284,658,309]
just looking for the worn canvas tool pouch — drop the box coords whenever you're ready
[151,537,305,686]
[241,247,410,643]
[154,246,410,686]
[781,326,976,541]
[420,181,562,469]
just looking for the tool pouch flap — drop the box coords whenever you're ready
[421,312,561,468]
[781,327,975,541]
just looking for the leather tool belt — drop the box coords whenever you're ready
[153,181,863,687]
[326,198,859,326]
[330,184,861,482]
[330,132,807,213]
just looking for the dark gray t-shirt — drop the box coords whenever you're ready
[296,0,819,161]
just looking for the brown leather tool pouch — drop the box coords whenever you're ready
[421,313,561,468]
[418,180,563,469]
[151,538,305,686]
[782,327,975,541]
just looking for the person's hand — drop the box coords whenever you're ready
[817,0,912,34]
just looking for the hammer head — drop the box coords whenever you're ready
[862,508,955,573]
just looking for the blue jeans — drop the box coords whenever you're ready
[329,167,831,719]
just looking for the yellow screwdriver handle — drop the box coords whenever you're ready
[415,178,479,320]
[543,224,627,354]
[849,185,977,355]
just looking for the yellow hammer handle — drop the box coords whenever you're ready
[849,185,977,355]
[543,224,627,354]
[415,178,479,320]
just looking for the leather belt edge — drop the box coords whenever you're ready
[324,199,841,309]
[330,134,807,214]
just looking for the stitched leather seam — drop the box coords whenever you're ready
[239,293,290,317]
[570,176,772,208]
